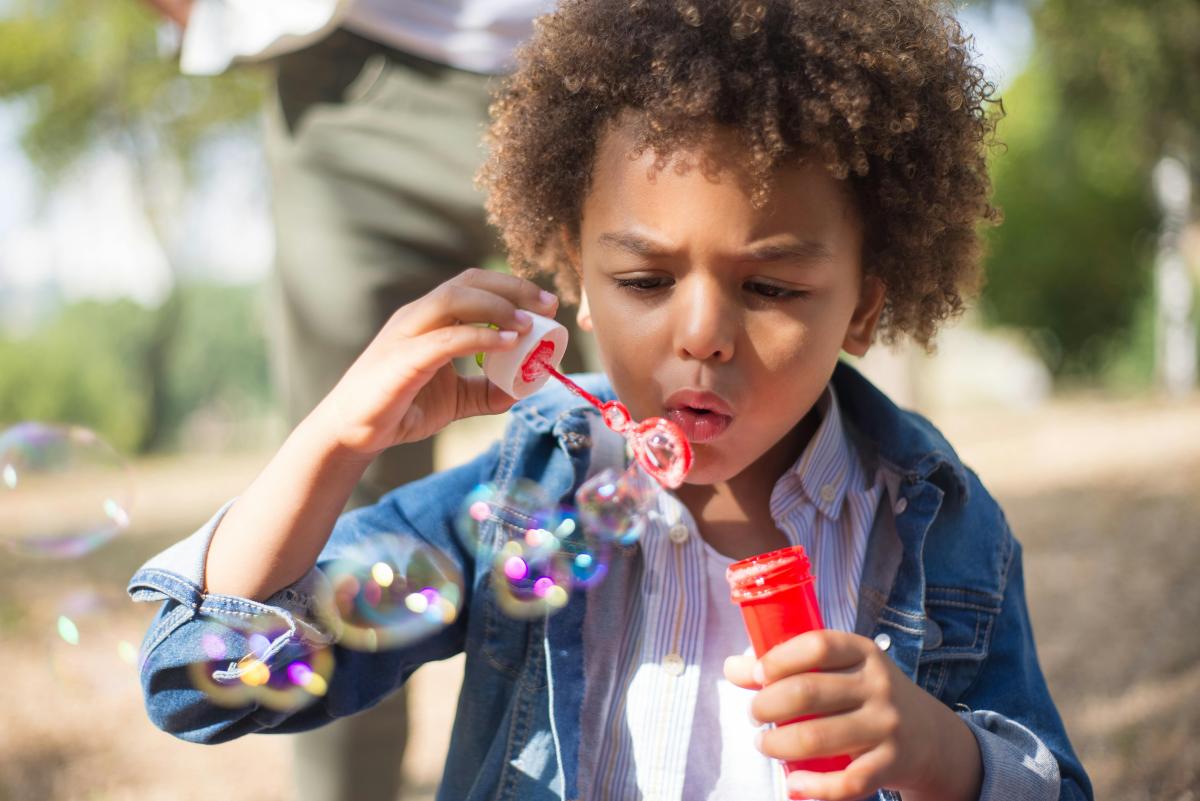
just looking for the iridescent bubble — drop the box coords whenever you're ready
[491,536,573,619]
[630,417,692,489]
[455,479,559,557]
[318,533,464,652]
[576,464,660,546]
[187,615,334,712]
[551,509,610,588]
[0,422,132,558]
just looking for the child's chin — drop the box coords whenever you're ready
[679,450,747,486]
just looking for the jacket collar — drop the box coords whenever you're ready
[830,361,970,504]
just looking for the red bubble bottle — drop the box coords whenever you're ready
[726,545,852,782]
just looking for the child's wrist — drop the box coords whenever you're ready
[297,403,381,467]
[908,706,983,801]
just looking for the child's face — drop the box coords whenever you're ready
[572,121,884,486]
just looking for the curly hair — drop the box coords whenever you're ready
[478,0,1002,347]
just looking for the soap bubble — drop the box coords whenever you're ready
[491,530,574,619]
[456,479,560,558]
[551,509,610,588]
[576,464,660,546]
[188,615,334,712]
[319,533,464,652]
[630,418,692,489]
[0,422,132,558]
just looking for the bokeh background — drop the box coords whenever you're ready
[1,1,1198,799]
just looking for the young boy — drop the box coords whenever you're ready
[129,1,1092,799]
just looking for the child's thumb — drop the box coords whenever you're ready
[456,375,518,420]
[724,652,763,690]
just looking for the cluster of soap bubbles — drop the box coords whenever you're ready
[186,533,466,711]
[187,615,335,712]
[319,533,464,652]
[455,463,660,618]
[0,416,665,713]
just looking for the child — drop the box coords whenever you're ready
[129,1,1092,799]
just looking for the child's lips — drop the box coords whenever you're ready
[665,407,733,443]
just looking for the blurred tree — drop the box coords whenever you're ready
[0,286,270,454]
[0,0,266,451]
[980,0,1199,378]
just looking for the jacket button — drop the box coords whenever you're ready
[668,523,689,544]
[662,653,685,676]
[893,497,908,515]
[874,632,892,652]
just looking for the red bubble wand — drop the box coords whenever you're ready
[520,340,693,488]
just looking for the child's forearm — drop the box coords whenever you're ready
[203,412,375,601]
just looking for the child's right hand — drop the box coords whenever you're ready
[306,268,558,458]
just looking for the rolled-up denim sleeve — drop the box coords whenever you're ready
[128,445,496,744]
[959,709,1062,800]
[956,539,1093,801]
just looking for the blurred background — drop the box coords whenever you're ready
[0,1,1197,800]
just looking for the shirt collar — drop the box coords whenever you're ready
[769,384,859,523]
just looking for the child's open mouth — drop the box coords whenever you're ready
[664,405,733,443]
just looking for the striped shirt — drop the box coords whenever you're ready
[578,385,884,800]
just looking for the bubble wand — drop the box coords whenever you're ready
[479,313,693,488]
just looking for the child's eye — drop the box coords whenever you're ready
[745,281,807,300]
[614,276,672,292]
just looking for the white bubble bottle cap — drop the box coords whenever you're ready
[482,312,569,399]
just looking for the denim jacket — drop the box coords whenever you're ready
[129,362,1092,801]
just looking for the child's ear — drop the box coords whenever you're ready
[842,275,886,357]
[577,289,594,332]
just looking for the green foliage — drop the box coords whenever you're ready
[982,62,1158,376]
[162,282,272,442]
[0,0,265,182]
[980,0,1199,379]
[0,284,270,455]
[0,300,151,453]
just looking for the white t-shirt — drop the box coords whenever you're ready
[180,0,554,76]
[681,541,781,800]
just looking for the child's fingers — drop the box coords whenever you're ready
[453,267,558,316]
[750,669,864,725]
[784,745,895,801]
[723,654,761,690]
[395,283,533,338]
[757,709,877,765]
[398,268,556,335]
[404,325,521,374]
[760,630,867,685]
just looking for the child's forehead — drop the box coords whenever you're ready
[594,116,760,184]
[585,116,859,236]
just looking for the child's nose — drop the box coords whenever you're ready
[674,276,736,363]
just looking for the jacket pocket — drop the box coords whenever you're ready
[917,585,1002,703]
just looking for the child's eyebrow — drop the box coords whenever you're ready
[597,231,676,257]
[742,240,834,264]
[597,230,833,265]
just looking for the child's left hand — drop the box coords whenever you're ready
[724,630,983,801]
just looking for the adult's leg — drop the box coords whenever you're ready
[263,31,499,801]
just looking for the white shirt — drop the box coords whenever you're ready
[578,386,885,801]
[179,0,554,76]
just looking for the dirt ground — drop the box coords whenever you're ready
[1,396,1197,801]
